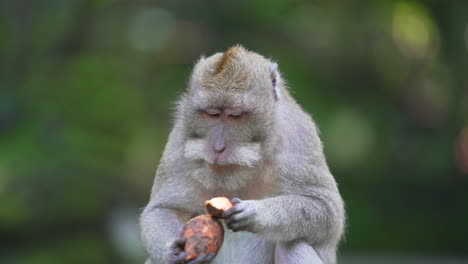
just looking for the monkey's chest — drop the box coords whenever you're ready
[213,228,274,264]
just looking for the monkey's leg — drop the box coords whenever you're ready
[213,231,275,264]
[274,241,324,264]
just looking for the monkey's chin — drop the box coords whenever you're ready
[187,162,258,190]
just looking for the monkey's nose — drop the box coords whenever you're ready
[214,142,226,153]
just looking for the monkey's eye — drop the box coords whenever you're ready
[204,109,221,118]
[228,111,244,119]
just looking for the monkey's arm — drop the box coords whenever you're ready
[140,160,200,263]
[225,167,344,246]
[140,205,187,263]
[256,186,343,244]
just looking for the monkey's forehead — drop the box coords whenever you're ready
[200,68,252,92]
[188,87,260,109]
[186,82,274,114]
[191,52,273,93]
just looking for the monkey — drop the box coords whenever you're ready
[140,45,345,264]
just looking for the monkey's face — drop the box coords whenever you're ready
[182,45,278,181]
[183,89,274,174]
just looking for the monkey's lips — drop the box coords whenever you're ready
[209,164,239,173]
[208,154,238,172]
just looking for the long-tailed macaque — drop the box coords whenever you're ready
[140,45,345,264]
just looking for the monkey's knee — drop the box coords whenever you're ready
[274,241,324,264]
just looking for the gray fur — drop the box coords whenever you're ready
[140,46,345,264]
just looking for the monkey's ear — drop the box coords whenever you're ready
[270,62,280,101]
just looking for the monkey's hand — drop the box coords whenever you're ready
[167,238,188,264]
[223,198,259,233]
[167,238,215,264]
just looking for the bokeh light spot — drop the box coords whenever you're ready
[128,7,176,53]
[405,78,452,126]
[392,1,437,58]
[325,109,376,169]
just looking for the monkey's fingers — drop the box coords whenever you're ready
[187,253,215,264]
[228,205,255,221]
[205,253,216,262]
[222,206,243,218]
[231,197,242,205]
[168,251,188,264]
[226,219,250,232]
[171,238,187,249]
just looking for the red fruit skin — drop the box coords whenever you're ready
[181,215,224,261]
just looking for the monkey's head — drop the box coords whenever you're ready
[182,45,283,178]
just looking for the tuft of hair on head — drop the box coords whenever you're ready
[214,44,247,74]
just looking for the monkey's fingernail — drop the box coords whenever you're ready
[231,198,242,204]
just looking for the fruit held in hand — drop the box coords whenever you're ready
[205,197,234,217]
[181,215,224,261]
[180,197,232,260]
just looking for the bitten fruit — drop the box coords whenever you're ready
[181,215,224,261]
[205,197,234,217]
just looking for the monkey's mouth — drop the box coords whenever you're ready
[209,163,239,173]
[184,139,262,169]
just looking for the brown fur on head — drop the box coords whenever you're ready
[189,45,277,96]
[214,44,244,74]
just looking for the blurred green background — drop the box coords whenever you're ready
[1,0,468,263]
